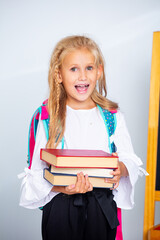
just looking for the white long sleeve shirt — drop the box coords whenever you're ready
[19,106,146,209]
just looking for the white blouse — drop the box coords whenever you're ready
[19,106,146,209]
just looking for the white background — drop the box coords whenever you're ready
[0,0,160,239]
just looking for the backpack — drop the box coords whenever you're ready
[27,100,123,240]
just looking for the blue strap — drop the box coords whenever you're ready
[61,137,64,149]
[27,107,41,167]
[97,105,117,154]
[97,105,112,154]
[113,113,117,133]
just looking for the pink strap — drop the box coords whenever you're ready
[41,99,49,120]
[41,105,49,120]
[29,114,37,169]
[116,208,123,240]
[42,99,48,105]
[110,110,117,114]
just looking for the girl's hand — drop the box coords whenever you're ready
[65,172,93,194]
[52,172,93,195]
[105,153,129,190]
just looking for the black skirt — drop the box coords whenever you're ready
[42,188,119,240]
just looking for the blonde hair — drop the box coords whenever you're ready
[46,35,118,148]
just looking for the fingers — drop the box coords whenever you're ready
[65,184,76,193]
[111,168,121,177]
[85,174,93,192]
[111,182,119,190]
[77,173,93,193]
[105,164,121,189]
[77,172,86,193]
[112,152,118,157]
[88,183,93,191]
[65,172,93,195]
[105,175,120,190]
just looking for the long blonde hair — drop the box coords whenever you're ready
[46,35,118,148]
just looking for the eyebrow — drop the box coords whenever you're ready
[68,63,95,66]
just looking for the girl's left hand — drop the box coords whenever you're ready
[105,153,129,190]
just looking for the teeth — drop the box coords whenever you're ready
[75,84,89,87]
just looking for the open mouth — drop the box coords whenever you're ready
[75,84,89,93]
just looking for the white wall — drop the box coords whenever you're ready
[0,1,160,239]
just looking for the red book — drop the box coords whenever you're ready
[40,149,118,168]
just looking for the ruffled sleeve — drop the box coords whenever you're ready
[112,111,148,209]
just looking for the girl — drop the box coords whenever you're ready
[19,36,145,240]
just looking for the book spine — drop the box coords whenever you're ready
[41,158,116,169]
[40,149,43,160]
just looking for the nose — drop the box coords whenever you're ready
[79,69,87,81]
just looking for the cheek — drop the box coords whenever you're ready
[65,72,78,81]
[90,75,98,84]
[88,71,98,80]
[94,80,98,87]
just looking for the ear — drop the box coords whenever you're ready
[57,71,63,83]
[97,64,103,79]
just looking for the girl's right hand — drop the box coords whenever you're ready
[65,172,93,194]
[52,172,93,195]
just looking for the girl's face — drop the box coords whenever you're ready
[59,48,102,109]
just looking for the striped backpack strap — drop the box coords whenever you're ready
[27,100,49,169]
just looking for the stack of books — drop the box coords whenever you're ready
[40,149,118,188]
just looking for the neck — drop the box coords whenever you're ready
[66,100,96,110]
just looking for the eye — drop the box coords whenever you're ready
[86,66,93,71]
[70,67,78,72]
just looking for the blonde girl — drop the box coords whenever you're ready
[20,36,144,240]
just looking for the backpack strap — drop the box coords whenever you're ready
[27,100,49,169]
[27,107,41,169]
[116,208,123,240]
[97,105,117,154]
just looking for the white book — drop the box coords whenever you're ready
[50,165,114,178]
